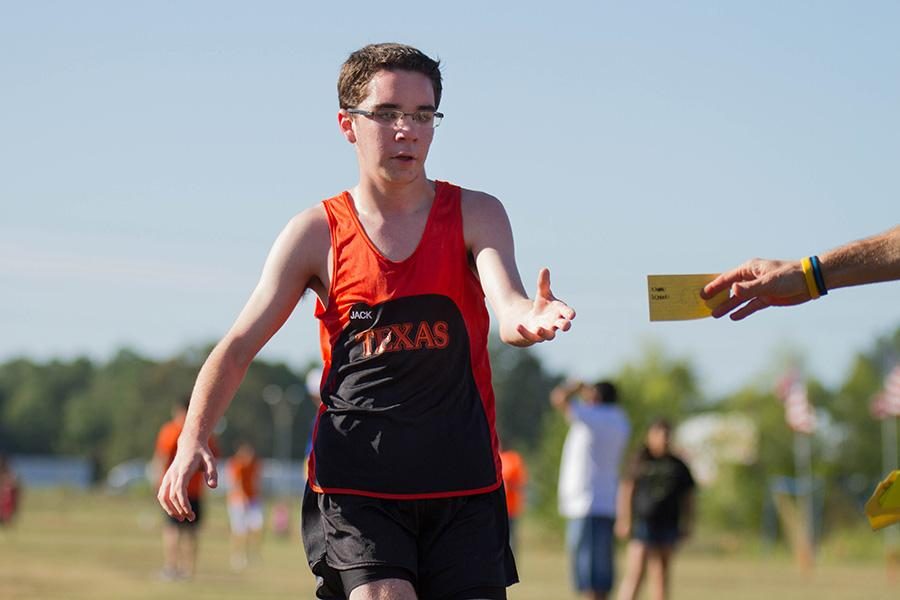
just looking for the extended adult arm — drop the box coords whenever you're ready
[702,225,900,321]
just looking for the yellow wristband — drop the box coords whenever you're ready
[801,257,820,300]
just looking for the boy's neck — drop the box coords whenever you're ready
[352,176,435,217]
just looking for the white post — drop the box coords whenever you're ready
[883,417,898,559]
[263,384,286,494]
[793,431,815,570]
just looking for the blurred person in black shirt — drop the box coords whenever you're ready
[615,419,695,600]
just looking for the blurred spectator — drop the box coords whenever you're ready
[615,418,695,600]
[271,502,292,538]
[299,367,323,539]
[552,380,630,600]
[303,367,323,460]
[228,442,263,570]
[152,398,218,580]
[0,454,21,526]
[500,447,528,553]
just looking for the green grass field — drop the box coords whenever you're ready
[0,489,896,599]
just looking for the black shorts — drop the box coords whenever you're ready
[301,484,518,600]
[165,497,202,529]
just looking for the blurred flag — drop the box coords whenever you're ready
[776,369,816,434]
[879,364,900,418]
[870,392,891,420]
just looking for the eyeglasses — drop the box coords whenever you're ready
[347,108,444,128]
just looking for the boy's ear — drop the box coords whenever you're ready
[338,110,356,144]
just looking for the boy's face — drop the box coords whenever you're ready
[340,69,436,185]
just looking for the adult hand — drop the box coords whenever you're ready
[701,259,811,321]
[513,268,576,345]
[157,438,217,521]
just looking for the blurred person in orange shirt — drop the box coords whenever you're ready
[228,441,263,570]
[500,448,528,553]
[152,398,218,580]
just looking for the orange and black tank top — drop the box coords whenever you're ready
[308,181,501,499]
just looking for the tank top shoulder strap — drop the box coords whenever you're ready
[426,181,463,244]
[320,190,354,246]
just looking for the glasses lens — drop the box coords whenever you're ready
[374,110,402,125]
[358,109,442,128]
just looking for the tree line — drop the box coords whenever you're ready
[1,326,898,536]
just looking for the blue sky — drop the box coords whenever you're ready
[2,2,898,396]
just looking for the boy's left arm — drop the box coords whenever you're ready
[462,190,575,347]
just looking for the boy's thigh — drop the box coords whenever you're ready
[346,576,505,600]
[416,488,517,599]
[343,569,416,599]
[310,488,517,599]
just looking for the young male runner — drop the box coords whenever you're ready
[157,43,575,600]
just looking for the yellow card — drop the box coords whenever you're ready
[648,274,729,322]
[865,470,900,530]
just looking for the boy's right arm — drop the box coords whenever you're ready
[461,190,574,346]
[158,205,330,521]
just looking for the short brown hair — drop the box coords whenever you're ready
[338,43,442,109]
